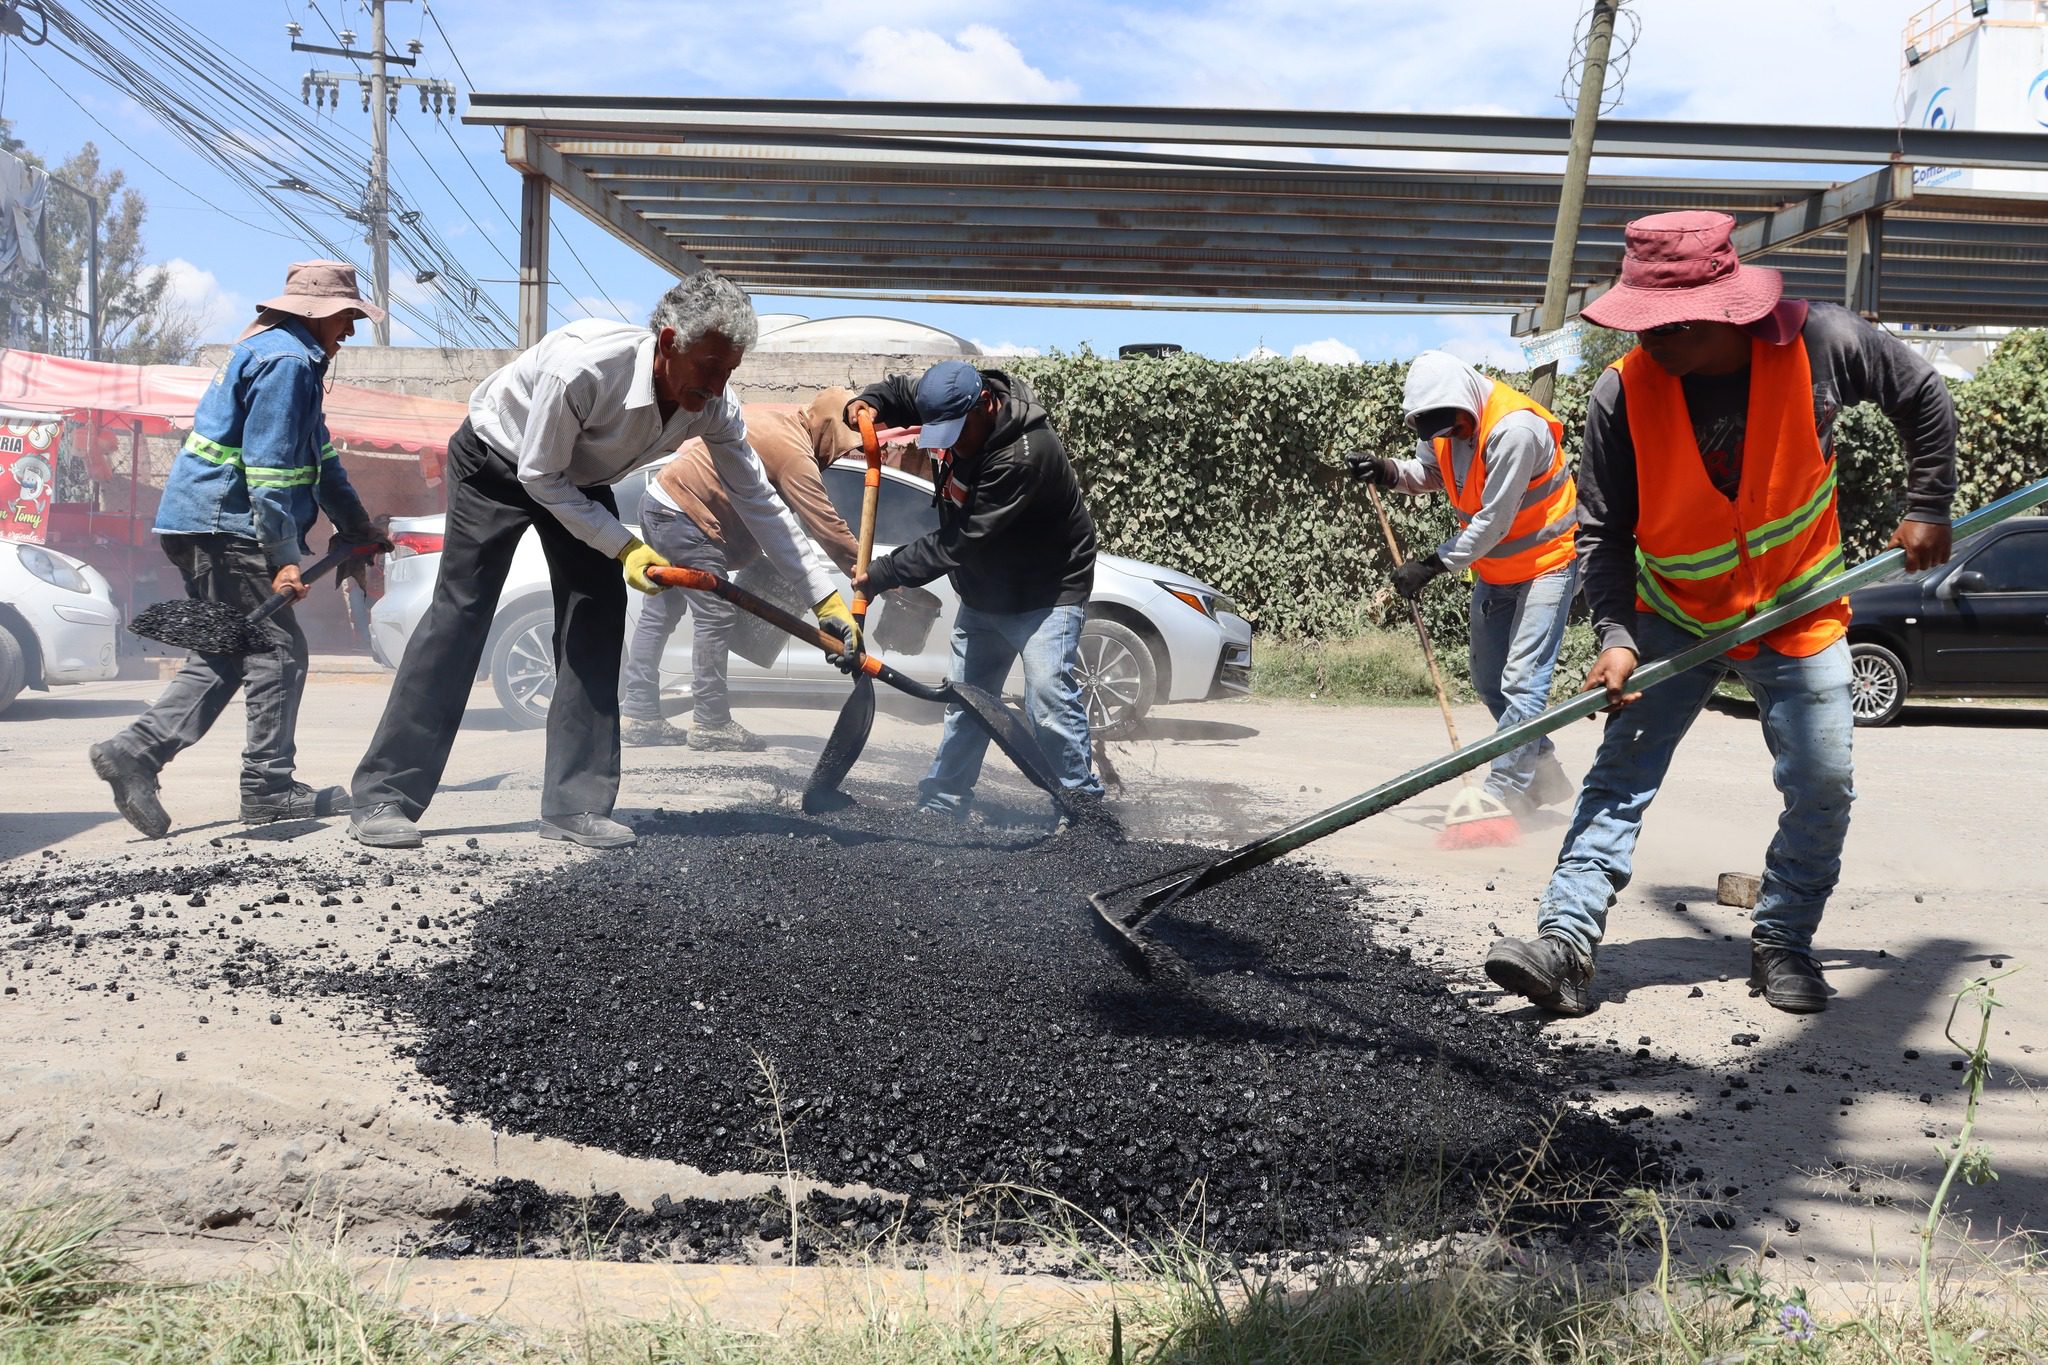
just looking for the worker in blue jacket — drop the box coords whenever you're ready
[90,260,388,838]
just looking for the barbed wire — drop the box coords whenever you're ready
[1559,0,1640,117]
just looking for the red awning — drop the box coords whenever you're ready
[0,348,466,456]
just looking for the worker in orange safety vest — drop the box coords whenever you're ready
[1348,350,1581,820]
[1484,211,1957,1020]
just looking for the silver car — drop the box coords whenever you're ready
[368,460,1251,736]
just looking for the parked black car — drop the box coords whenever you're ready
[1844,514,2048,726]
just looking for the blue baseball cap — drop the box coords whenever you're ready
[912,360,986,450]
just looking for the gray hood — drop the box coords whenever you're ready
[1401,350,1494,424]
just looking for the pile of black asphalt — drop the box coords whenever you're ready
[356,799,1657,1254]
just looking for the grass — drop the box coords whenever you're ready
[1251,630,1451,705]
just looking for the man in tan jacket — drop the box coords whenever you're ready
[621,387,863,749]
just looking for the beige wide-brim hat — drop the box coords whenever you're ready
[238,259,386,339]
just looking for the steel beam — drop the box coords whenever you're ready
[467,95,2048,171]
[1847,215,1882,319]
[504,126,705,284]
[1511,168,1916,333]
[517,171,550,349]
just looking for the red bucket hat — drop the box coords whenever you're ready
[1582,211,1782,332]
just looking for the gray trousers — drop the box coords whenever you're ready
[114,533,308,800]
[351,421,624,822]
[620,494,735,725]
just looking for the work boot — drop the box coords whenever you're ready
[349,801,423,849]
[89,741,170,839]
[241,781,351,824]
[687,719,765,753]
[622,717,690,747]
[538,813,637,849]
[1529,753,1577,809]
[1485,934,1596,1016]
[1750,941,1829,1014]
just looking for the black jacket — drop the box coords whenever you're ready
[854,369,1096,613]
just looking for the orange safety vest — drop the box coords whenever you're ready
[1432,380,1578,585]
[1616,336,1848,660]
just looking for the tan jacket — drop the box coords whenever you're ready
[656,388,863,574]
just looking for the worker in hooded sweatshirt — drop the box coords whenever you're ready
[1347,350,1581,821]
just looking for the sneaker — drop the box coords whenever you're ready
[687,719,765,753]
[1529,753,1577,809]
[1485,934,1597,1016]
[89,741,170,839]
[241,781,350,824]
[348,801,423,849]
[1750,941,1828,1013]
[622,717,690,747]
[538,813,637,849]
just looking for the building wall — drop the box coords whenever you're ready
[193,345,964,405]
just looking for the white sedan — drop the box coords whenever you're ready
[368,459,1252,736]
[0,539,122,715]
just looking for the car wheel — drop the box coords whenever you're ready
[489,605,555,731]
[1078,619,1157,740]
[0,626,25,716]
[1848,641,1907,727]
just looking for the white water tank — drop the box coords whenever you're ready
[751,315,979,355]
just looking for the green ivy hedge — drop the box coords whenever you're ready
[1012,331,2048,653]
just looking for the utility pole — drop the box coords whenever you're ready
[367,0,390,347]
[1529,0,1621,410]
[286,0,457,346]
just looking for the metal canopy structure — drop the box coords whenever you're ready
[464,96,2048,345]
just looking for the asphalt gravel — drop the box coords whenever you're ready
[360,802,1654,1252]
[128,600,263,656]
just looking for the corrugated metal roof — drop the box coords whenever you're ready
[466,96,2048,329]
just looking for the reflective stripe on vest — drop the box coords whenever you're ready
[179,432,322,488]
[1433,379,1578,585]
[1618,335,1848,660]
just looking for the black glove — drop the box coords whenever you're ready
[1391,552,1448,601]
[329,525,393,594]
[1344,452,1397,487]
[821,617,864,677]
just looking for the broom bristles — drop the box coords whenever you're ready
[1437,783,1521,850]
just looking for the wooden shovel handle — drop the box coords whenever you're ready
[646,564,884,680]
[853,410,883,616]
[1365,484,1461,750]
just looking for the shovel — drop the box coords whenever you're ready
[644,563,1070,809]
[802,411,888,813]
[1084,475,2048,978]
[128,540,380,656]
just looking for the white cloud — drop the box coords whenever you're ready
[1290,338,1361,365]
[578,295,642,324]
[1434,317,1529,372]
[839,25,1076,102]
[1237,344,1282,361]
[151,259,247,343]
[971,338,1041,357]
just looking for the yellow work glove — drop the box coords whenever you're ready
[813,590,862,662]
[617,537,669,594]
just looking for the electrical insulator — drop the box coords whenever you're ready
[286,20,301,37]
[301,75,312,104]
[419,87,430,113]
[337,27,355,46]
[406,37,422,55]
[388,92,399,116]
[360,79,371,112]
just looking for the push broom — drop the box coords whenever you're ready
[1365,485,1520,849]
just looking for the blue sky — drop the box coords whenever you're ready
[1,0,1921,364]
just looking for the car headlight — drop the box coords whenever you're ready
[19,545,91,594]
[1159,581,1222,618]
[1209,592,1241,618]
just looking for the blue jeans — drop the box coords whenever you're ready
[620,498,733,725]
[916,602,1104,814]
[1538,612,1855,955]
[1467,560,1579,804]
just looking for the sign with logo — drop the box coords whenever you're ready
[1900,20,2048,195]
[0,417,61,543]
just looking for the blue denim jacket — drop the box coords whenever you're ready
[153,318,370,568]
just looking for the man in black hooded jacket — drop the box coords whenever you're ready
[847,360,1103,816]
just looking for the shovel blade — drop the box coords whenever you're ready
[944,680,1066,803]
[801,676,876,813]
[128,600,262,656]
